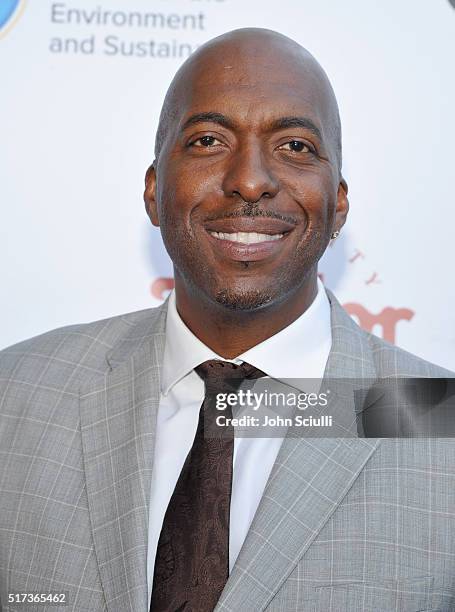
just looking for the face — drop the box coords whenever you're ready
[145,39,348,312]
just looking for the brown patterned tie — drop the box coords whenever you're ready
[150,360,266,612]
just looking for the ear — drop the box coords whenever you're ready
[144,162,160,226]
[334,176,349,233]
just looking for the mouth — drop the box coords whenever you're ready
[208,231,283,244]
[204,216,296,235]
[205,228,292,262]
[202,215,297,262]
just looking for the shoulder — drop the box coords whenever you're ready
[0,304,167,397]
[325,287,454,378]
[365,331,454,378]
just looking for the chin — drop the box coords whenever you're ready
[213,287,275,311]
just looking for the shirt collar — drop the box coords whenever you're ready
[161,278,332,395]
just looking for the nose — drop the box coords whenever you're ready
[222,140,279,204]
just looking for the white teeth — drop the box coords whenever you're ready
[209,231,283,244]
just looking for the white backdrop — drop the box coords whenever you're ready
[1,0,454,369]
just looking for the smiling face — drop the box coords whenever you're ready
[145,29,348,314]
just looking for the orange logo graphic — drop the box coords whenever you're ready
[344,303,414,344]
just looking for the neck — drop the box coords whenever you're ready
[174,273,319,359]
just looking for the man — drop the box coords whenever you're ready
[0,27,454,612]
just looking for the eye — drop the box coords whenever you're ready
[279,140,312,153]
[190,135,223,147]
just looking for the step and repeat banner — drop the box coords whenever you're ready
[1,0,454,369]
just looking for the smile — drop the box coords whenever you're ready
[209,231,283,244]
[205,228,291,263]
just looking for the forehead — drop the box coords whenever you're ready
[173,44,334,131]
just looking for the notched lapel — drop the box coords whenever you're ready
[79,306,166,612]
[216,289,382,611]
[216,437,380,611]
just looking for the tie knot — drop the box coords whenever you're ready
[195,359,266,392]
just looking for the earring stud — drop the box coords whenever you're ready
[331,230,340,239]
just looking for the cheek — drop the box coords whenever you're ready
[288,171,337,225]
[157,158,221,223]
[156,166,189,230]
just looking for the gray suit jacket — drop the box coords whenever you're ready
[0,290,454,612]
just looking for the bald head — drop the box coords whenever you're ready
[154,28,342,172]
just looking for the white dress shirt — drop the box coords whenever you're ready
[147,279,332,601]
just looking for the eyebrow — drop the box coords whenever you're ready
[270,117,323,141]
[181,112,323,141]
[181,112,235,131]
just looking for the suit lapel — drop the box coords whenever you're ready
[79,304,167,612]
[216,289,382,611]
[77,289,382,611]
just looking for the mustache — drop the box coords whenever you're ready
[204,206,298,226]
